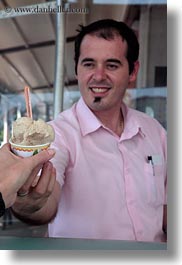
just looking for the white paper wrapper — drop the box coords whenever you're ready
[9,138,50,158]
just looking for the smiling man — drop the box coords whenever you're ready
[12,19,167,243]
[76,31,139,136]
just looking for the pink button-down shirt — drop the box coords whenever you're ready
[48,97,167,242]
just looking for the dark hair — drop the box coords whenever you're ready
[74,19,139,75]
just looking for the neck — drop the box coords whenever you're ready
[93,108,124,136]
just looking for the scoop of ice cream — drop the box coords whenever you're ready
[11,117,55,146]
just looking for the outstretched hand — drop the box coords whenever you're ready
[0,143,56,208]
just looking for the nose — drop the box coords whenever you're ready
[92,66,106,81]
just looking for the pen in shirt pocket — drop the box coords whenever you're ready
[147,156,155,176]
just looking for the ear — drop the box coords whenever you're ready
[129,61,140,83]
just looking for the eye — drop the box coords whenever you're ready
[82,62,95,69]
[106,63,119,70]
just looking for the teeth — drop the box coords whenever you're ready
[92,87,108,93]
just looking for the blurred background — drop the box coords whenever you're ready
[0,0,167,237]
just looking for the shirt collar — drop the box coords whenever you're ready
[76,97,146,139]
[121,103,146,140]
[76,97,102,136]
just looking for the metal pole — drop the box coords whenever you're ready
[137,5,150,88]
[3,107,8,143]
[53,0,66,118]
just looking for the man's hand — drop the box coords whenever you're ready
[0,143,56,208]
[11,159,59,225]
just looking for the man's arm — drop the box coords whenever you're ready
[12,162,61,225]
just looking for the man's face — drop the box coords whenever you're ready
[76,34,138,113]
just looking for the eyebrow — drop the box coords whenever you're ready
[80,58,122,65]
[106,59,122,65]
[80,58,94,64]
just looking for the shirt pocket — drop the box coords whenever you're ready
[144,163,165,206]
